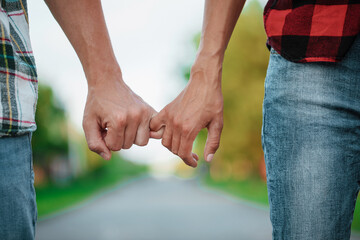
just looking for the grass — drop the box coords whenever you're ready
[36,156,147,218]
[203,175,268,206]
[204,175,360,232]
[352,201,360,231]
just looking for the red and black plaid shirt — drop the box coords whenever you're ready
[263,0,360,63]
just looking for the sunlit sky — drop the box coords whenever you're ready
[28,0,266,172]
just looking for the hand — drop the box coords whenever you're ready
[82,68,156,160]
[150,61,224,167]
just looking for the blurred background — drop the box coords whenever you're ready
[28,0,360,239]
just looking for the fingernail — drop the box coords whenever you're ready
[100,152,107,160]
[206,154,214,162]
[192,161,197,168]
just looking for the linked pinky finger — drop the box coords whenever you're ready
[150,127,164,139]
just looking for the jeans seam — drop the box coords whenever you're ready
[27,133,37,226]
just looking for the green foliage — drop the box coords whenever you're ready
[352,198,360,232]
[32,84,68,166]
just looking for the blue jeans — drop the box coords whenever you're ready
[0,133,37,240]
[262,35,360,239]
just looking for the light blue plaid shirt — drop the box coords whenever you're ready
[0,0,37,136]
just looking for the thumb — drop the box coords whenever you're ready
[83,119,111,160]
[204,119,223,162]
[149,110,166,132]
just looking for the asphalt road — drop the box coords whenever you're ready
[35,176,360,240]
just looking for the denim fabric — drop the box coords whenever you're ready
[0,133,37,240]
[262,35,360,240]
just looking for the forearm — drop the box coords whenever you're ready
[194,0,245,75]
[44,0,121,86]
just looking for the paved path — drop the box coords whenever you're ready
[36,177,360,240]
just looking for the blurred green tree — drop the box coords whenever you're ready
[32,84,68,168]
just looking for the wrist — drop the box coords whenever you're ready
[85,61,124,88]
[191,51,223,86]
[196,45,224,62]
[193,44,224,71]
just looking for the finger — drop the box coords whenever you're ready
[204,119,223,162]
[134,119,150,146]
[161,126,173,151]
[150,127,164,139]
[178,134,197,168]
[104,125,125,151]
[171,130,181,155]
[148,108,164,139]
[83,119,111,160]
[149,110,166,132]
[192,153,199,161]
[123,120,139,149]
[135,106,160,145]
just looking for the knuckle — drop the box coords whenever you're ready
[178,152,186,159]
[162,106,172,119]
[105,141,121,151]
[128,108,142,121]
[183,159,193,167]
[161,139,167,148]
[111,146,122,151]
[215,122,224,132]
[165,114,174,124]
[87,141,101,153]
[142,138,150,146]
[111,142,123,151]
[137,141,147,147]
[140,104,149,114]
[136,137,149,147]
[172,119,181,129]
[211,142,220,151]
[122,145,131,150]
[163,106,169,116]
[161,138,170,149]
[122,141,133,149]
[136,131,150,146]
[181,124,192,135]
[114,114,126,127]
